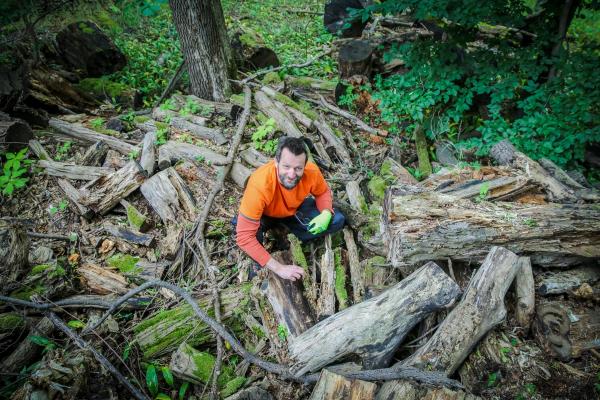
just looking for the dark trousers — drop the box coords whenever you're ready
[233,197,346,245]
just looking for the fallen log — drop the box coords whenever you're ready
[79,161,146,215]
[152,107,207,126]
[28,139,52,160]
[0,317,54,374]
[231,26,280,71]
[37,159,114,181]
[313,117,352,164]
[263,252,316,339]
[152,107,227,145]
[537,265,600,295]
[139,131,156,175]
[172,93,242,120]
[309,369,377,400]
[375,380,481,400]
[317,235,336,319]
[0,223,29,285]
[345,180,367,212]
[254,90,303,138]
[57,178,93,219]
[132,283,252,358]
[515,257,535,329]
[49,117,136,155]
[120,199,151,232]
[324,0,368,37]
[343,227,365,303]
[140,167,196,225]
[79,140,108,166]
[79,263,131,295]
[384,188,600,271]
[240,146,269,168]
[399,247,519,376]
[288,261,461,376]
[102,149,126,169]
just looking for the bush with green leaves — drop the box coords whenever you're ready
[358,1,600,171]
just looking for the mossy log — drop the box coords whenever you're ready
[231,26,280,71]
[285,76,337,92]
[317,235,336,319]
[172,93,242,120]
[375,381,481,400]
[384,188,600,273]
[0,119,33,152]
[37,159,114,181]
[79,140,108,166]
[133,283,252,358]
[413,124,432,178]
[288,261,461,376]
[254,90,303,138]
[28,139,52,161]
[49,117,136,155]
[152,107,226,145]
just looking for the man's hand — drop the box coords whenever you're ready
[308,209,332,235]
[265,258,305,281]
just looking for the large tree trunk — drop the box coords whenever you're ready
[169,0,235,101]
[383,187,600,272]
[288,261,461,376]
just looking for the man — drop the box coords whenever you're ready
[235,136,345,281]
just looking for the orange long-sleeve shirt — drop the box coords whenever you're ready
[236,160,333,266]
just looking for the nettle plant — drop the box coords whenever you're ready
[355,0,600,170]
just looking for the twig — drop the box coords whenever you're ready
[240,48,333,84]
[45,312,149,400]
[317,94,383,136]
[27,231,72,241]
[2,281,462,389]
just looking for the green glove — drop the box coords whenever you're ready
[308,210,332,235]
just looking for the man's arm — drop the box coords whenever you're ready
[236,214,305,281]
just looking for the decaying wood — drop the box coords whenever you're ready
[538,158,585,190]
[289,261,461,376]
[120,199,151,232]
[160,225,184,260]
[317,235,336,319]
[263,252,316,339]
[0,223,30,284]
[537,265,600,295]
[414,124,432,178]
[132,283,251,357]
[338,40,373,79]
[399,247,519,376]
[49,117,136,155]
[80,161,146,215]
[135,260,169,282]
[157,140,226,169]
[375,380,481,400]
[139,131,156,175]
[79,140,108,166]
[313,140,334,166]
[102,149,126,169]
[313,117,352,164]
[381,157,418,185]
[345,180,366,212]
[285,104,314,128]
[254,90,303,138]
[0,119,33,151]
[240,146,269,168]
[0,317,54,374]
[384,188,600,271]
[152,107,227,145]
[38,159,114,181]
[57,178,93,219]
[103,223,155,247]
[28,139,52,160]
[140,167,196,224]
[170,342,212,384]
[285,75,337,92]
[439,176,521,200]
[78,264,130,295]
[343,227,364,303]
[489,140,577,202]
[309,369,377,400]
[515,257,535,329]
[229,161,252,188]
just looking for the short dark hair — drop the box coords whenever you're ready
[275,136,308,163]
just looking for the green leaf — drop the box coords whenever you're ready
[178,382,189,400]
[123,342,132,361]
[67,320,85,329]
[161,366,174,387]
[146,364,159,396]
[28,335,53,346]
[155,394,170,400]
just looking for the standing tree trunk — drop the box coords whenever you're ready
[169,0,235,101]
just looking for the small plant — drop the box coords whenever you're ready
[55,141,72,161]
[0,148,32,196]
[337,83,359,110]
[146,364,159,397]
[67,320,85,329]
[486,371,498,388]
[252,118,277,155]
[155,127,169,146]
[59,199,69,211]
[28,335,57,353]
[195,155,205,163]
[277,323,288,342]
[179,98,201,116]
[159,98,177,111]
[90,117,105,128]
[176,132,193,144]
[523,218,538,227]
[128,149,140,160]
[477,182,490,202]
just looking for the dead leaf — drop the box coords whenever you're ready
[68,253,80,265]
[99,239,115,254]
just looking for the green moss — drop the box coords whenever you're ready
[230,94,245,107]
[288,234,308,269]
[0,313,25,332]
[363,256,386,281]
[154,121,169,131]
[221,377,247,398]
[288,76,337,91]
[126,205,147,231]
[107,253,140,274]
[78,22,95,35]
[78,77,129,99]
[334,248,348,309]
[133,115,150,124]
[10,284,46,301]
[333,127,344,138]
[272,92,318,120]
[368,176,387,201]
[185,344,216,383]
[262,71,282,85]
[30,264,53,275]
[380,159,396,184]
[239,30,264,48]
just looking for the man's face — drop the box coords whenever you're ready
[276,148,306,189]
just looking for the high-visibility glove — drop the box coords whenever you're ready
[308,210,332,235]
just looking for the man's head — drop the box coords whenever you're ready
[275,137,308,190]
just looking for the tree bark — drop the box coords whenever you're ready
[338,40,373,79]
[79,141,109,167]
[140,167,196,225]
[288,261,461,376]
[515,257,535,330]
[169,0,235,101]
[0,223,29,285]
[309,369,377,400]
